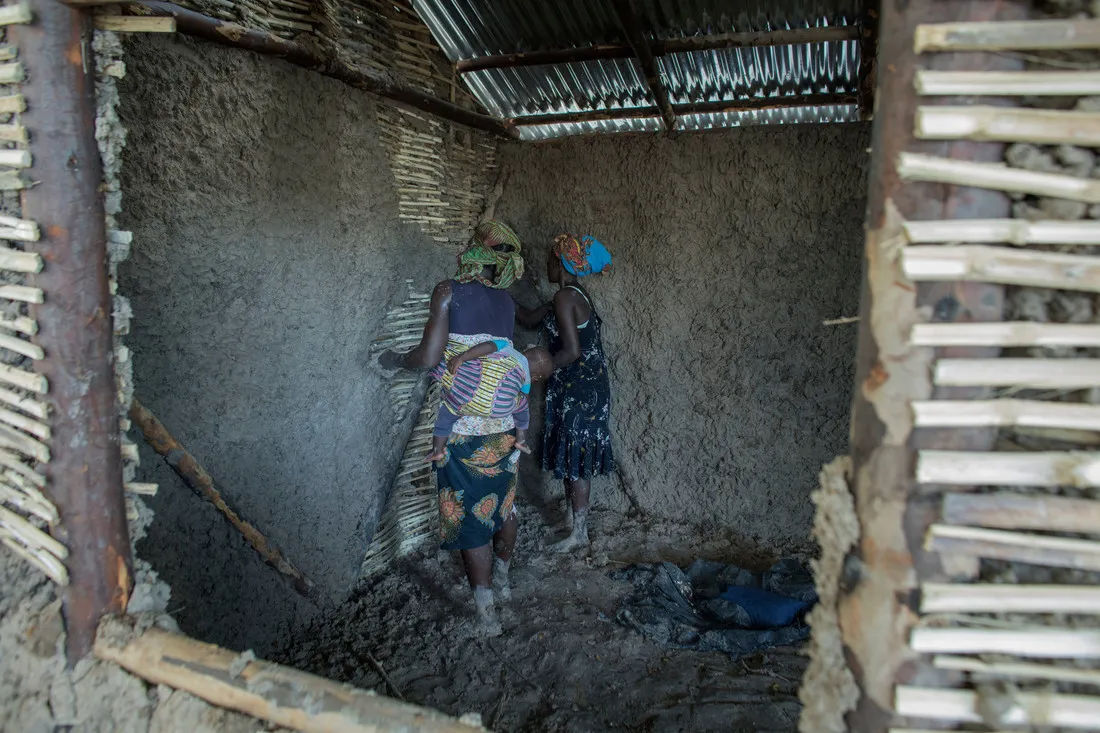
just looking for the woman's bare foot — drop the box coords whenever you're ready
[492,556,512,601]
[551,508,589,553]
[472,586,503,636]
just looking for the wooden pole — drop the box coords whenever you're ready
[610,0,677,133]
[13,0,133,663]
[95,616,485,733]
[839,0,1026,729]
[454,26,862,74]
[129,399,321,602]
[858,0,880,120]
[109,1,515,138]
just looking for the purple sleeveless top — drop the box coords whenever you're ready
[448,280,514,340]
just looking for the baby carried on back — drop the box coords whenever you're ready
[426,339,553,462]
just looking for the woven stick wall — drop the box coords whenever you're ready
[801,10,1100,732]
[360,283,437,578]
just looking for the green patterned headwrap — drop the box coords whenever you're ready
[455,220,525,289]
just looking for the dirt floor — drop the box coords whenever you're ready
[276,501,809,733]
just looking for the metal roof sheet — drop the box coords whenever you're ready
[412,0,862,135]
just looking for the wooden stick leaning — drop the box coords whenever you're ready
[917,450,1100,487]
[94,616,484,733]
[921,581,1100,614]
[914,18,1100,52]
[899,153,1100,203]
[942,491,1100,533]
[916,105,1100,147]
[903,245,1100,292]
[916,70,1100,96]
[933,654,1100,687]
[925,523,1100,571]
[934,358,1100,388]
[130,399,321,602]
[895,685,1100,728]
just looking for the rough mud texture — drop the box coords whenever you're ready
[496,126,870,553]
[118,35,451,653]
[0,549,290,733]
[278,506,807,733]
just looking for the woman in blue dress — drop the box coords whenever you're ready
[516,234,615,552]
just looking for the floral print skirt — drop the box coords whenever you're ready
[435,431,519,551]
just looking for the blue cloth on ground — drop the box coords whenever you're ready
[611,558,816,659]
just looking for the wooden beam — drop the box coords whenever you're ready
[915,18,1100,53]
[95,616,485,733]
[130,399,321,602]
[920,582,1100,614]
[895,685,1100,728]
[942,491,1100,533]
[913,398,1100,430]
[93,15,174,31]
[14,0,133,663]
[916,105,1100,146]
[511,93,858,126]
[858,1,879,120]
[114,1,515,138]
[454,26,862,74]
[926,523,1100,571]
[610,0,677,132]
[916,69,1100,96]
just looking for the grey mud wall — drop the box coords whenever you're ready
[118,36,452,653]
[497,125,870,556]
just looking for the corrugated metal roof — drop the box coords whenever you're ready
[412,0,862,136]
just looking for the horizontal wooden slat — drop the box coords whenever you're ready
[916,70,1100,96]
[921,582,1100,613]
[911,322,1100,346]
[914,398,1100,433]
[926,523,1100,570]
[903,245,1100,292]
[917,105,1100,146]
[904,218,1100,245]
[934,358,1100,388]
[911,626,1100,657]
[943,492,1100,532]
[915,18,1100,52]
[918,450,1100,487]
[92,16,176,32]
[899,153,1100,202]
[896,685,1100,728]
[933,654,1100,687]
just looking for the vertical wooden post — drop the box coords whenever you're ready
[841,0,1026,730]
[13,0,132,662]
[858,0,880,121]
[611,0,678,133]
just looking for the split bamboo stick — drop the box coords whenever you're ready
[2,469,51,506]
[0,246,42,273]
[925,523,1100,571]
[903,245,1100,292]
[0,2,31,26]
[916,70,1100,96]
[0,364,45,395]
[0,482,55,523]
[0,94,24,113]
[904,215,1100,246]
[934,358,1100,388]
[918,449,1100,487]
[125,482,157,496]
[911,626,1100,657]
[0,172,24,191]
[0,449,43,487]
[0,48,13,62]
[915,18,1100,52]
[895,685,1100,728]
[0,62,23,84]
[0,332,41,360]
[921,581,1100,613]
[0,284,42,303]
[93,16,176,32]
[130,400,320,601]
[911,322,1100,347]
[942,492,1100,533]
[0,529,66,585]
[0,406,49,440]
[0,386,46,419]
[0,149,30,169]
[0,422,49,463]
[916,105,1100,147]
[94,618,483,733]
[0,123,27,144]
[0,504,65,558]
[933,654,1100,686]
[0,215,38,242]
[898,153,1100,203]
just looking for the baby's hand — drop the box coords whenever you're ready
[446,355,463,374]
[515,440,531,455]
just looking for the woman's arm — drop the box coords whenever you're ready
[514,299,551,329]
[378,281,451,371]
[551,289,582,369]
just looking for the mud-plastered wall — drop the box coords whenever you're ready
[117,35,452,653]
[497,125,869,554]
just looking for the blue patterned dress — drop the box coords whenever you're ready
[542,286,615,480]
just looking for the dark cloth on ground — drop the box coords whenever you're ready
[611,558,815,659]
[435,431,519,551]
